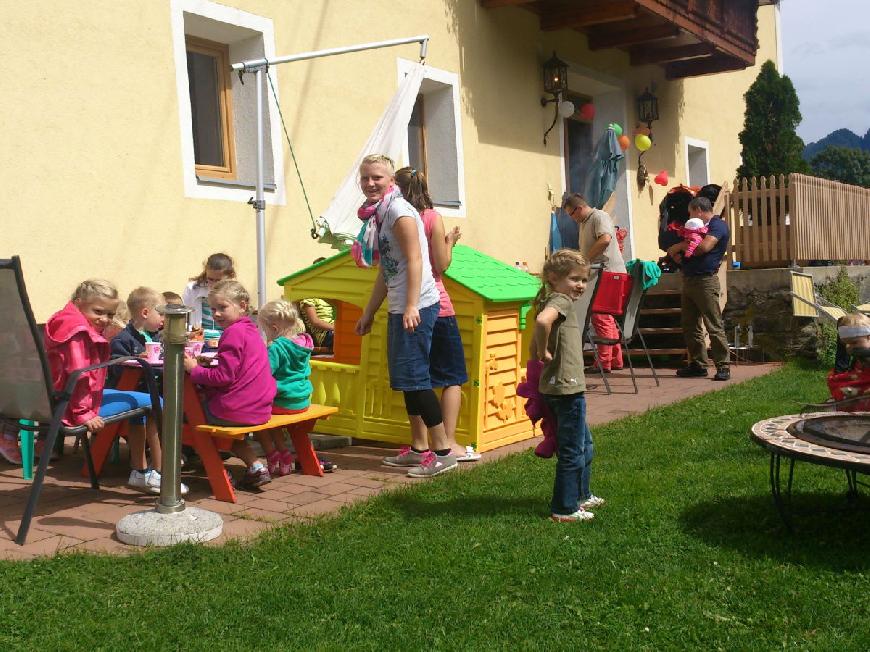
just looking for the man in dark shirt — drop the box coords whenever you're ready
[667,196,731,381]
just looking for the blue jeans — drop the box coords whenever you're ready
[544,393,594,515]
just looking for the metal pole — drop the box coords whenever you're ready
[231,35,429,71]
[232,34,430,308]
[157,305,191,515]
[255,66,267,308]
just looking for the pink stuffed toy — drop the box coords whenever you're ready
[517,359,557,458]
[668,217,708,258]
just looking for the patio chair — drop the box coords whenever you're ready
[790,271,847,323]
[0,256,161,545]
[586,265,661,394]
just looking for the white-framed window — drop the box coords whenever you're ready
[170,0,285,204]
[398,59,466,218]
[685,137,710,187]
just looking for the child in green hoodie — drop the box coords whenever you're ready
[257,300,314,476]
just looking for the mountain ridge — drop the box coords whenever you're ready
[803,128,870,161]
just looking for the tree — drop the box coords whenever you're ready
[810,146,870,188]
[737,60,809,179]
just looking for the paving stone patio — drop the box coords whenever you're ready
[0,363,779,560]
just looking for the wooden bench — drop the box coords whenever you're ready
[85,366,339,503]
[189,404,338,503]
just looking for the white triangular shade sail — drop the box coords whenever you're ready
[316,63,426,247]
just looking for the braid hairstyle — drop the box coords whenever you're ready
[395,166,434,212]
[534,249,589,312]
[71,279,118,303]
[257,300,302,341]
[208,280,250,314]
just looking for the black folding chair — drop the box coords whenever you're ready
[586,264,661,394]
[0,256,161,544]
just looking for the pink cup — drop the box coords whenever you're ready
[144,342,162,363]
[185,341,204,357]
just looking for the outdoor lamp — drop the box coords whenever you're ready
[541,52,573,145]
[637,88,659,130]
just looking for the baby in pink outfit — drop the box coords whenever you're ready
[668,217,708,258]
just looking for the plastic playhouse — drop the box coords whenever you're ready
[277,245,542,452]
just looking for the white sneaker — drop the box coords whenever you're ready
[128,469,189,496]
[580,495,605,510]
[551,509,595,522]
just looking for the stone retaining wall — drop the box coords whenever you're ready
[722,266,870,360]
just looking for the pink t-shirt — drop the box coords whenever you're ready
[420,208,455,317]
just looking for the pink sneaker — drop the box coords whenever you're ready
[266,450,282,476]
[280,450,294,476]
[0,435,22,465]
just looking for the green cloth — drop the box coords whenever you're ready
[268,336,313,410]
[625,259,662,291]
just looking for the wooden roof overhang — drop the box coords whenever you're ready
[480,0,768,79]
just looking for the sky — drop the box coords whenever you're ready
[780,0,870,144]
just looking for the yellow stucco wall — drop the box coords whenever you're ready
[0,1,778,320]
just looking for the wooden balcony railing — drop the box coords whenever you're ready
[724,173,870,268]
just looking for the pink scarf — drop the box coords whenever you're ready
[352,185,402,269]
[358,184,401,222]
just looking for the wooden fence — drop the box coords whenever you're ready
[724,173,870,268]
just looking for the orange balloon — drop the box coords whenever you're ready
[617,135,630,151]
[634,126,651,136]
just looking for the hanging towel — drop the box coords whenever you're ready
[548,211,563,253]
[584,127,625,210]
[317,64,426,247]
[625,259,662,291]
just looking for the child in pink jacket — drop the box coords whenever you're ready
[668,217,708,258]
[184,280,276,490]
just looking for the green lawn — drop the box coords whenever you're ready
[3,362,869,650]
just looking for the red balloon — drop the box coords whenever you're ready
[654,170,669,186]
[579,103,596,121]
[634,125,651,136]
[617,135,630,151]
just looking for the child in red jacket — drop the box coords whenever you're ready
[827,312,870,411]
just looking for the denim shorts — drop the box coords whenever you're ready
[429,315,468,388]
[387,303,439,391]
[99,389,158,426]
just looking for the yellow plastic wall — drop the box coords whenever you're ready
[281,254,537,450]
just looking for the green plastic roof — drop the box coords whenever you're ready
[277,252,345,286]
[444,245,540,303]
[277,245,541,303]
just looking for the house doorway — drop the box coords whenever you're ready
[559,78,633,261]
[564,92,594,196]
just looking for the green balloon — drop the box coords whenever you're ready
[609,123,623,136]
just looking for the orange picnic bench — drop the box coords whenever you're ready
[86,365,338,503]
